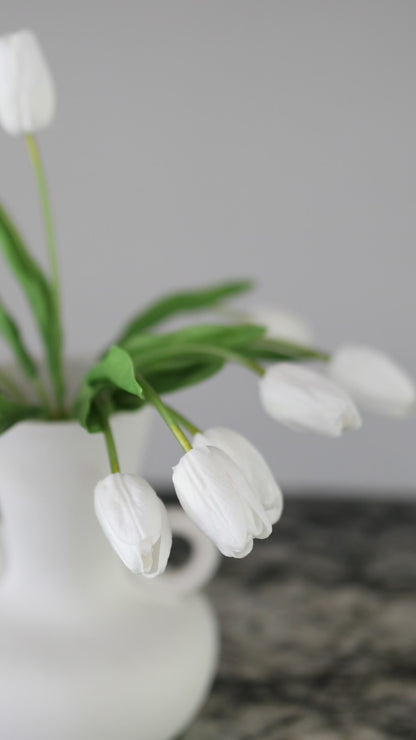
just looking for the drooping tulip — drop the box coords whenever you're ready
[259,362,362,436]
[193,426,283,524]
[0,29,55,135]
[94,473,172,577]
[329,345,416,418]
[172,445,272,558]
[245,306,314,344]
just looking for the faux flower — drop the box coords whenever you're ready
[259,363,362,436]
[193,426,283,524]
[244,306,314,344]
[172,445,272,558]
[0,29,55,135]
[329,345,416,417]
[94,473,172,576]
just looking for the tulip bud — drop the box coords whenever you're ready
[94,473,172,577]
[0,29,55,135]
[172,445,272,558]
[193,427,283,525]
[259,363,362,436]
[329,345,416,417]
[244,306,314,344]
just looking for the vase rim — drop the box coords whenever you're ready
[2,408,151,438]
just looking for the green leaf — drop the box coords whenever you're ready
[123,324,265,383]
[0,298,37,378]
[74,346,145,432]
[243,337,330,363]
[0,201,64,402]
[124,324,266,396]
[145,359,224,395]
[75,324,267,430]
[117,279,253,343]
[124,323,266,363]
[86,346,145,397]
[0,393,44,434]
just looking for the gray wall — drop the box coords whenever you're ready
[1,1,415,494]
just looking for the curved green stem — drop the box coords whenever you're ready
[25,134,65,412]
[102,416,120,474]
[95,397,120,473]
[165,405,201,437]
[137,375,192,453]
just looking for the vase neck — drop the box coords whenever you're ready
[0,413,150,614]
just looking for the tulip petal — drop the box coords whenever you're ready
[145,501,173,577]
[0,30,55,135]
[259,363,362,436]
[245,306,314,344]
[94,473,172,576]
[193,427,283,525]
[173,446,271,558]
[329,345,416,418]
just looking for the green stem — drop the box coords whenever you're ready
[95,397,120,473]
[0,366,54,414]
[165,405,201,437]
[0,369,27,402]
[25,134,65,412]
[33,374,53,413]
[138,343,265,377]
[138,375,192,453]
[102,416,121,474]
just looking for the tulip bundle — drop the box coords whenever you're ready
[0,30,414,577]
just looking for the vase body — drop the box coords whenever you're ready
[0,413,219,740]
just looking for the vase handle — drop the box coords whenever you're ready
[146,506,220,596]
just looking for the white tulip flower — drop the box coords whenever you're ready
[329,345,416,417]
[172,445,272,558]
[94,473,172,577]
[0,29,55,135]
[193,427,283,525]
[259,363,362,436]
[246,307,314,344]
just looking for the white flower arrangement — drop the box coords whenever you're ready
[0,29,414,577]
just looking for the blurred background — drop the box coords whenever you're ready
[0,1,415,494]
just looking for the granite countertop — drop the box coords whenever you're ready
[180,497,416,740]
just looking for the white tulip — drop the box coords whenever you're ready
[193,427,283,525]
[94,473,172,577]
[259,363,362,436]
[244,306,314,344]
[172,445,272,558]
[0,29,55,135]
[329,345,416,417]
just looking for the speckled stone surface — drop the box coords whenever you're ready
[179,497,416,740]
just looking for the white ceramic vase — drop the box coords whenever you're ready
[0,411,219,740]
